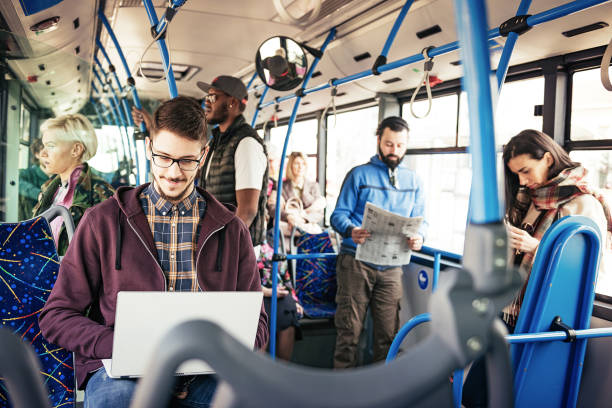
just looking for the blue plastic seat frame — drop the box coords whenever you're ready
[511,215,601,407]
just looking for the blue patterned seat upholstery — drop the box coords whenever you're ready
[0,215,74,408]
[294,231,337,318]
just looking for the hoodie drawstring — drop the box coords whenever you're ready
[115,211,123,270]
[215,227,225,272]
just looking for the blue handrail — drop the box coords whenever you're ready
[496,0,532,90]
[246,72,258,90]
[92,81,129,166]
[94,61,137,184]
[269,28,337,359]
[98,11,147,133]
[250,86,269,127]
[454,0,500,224]
[96,39,142,184]
[379,0,415,59]
[385,313,431,363]
[258,0,607,110]
[141,0,181,98]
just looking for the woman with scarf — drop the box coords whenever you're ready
[33,114,114,255]
[463,129,611,407]
[502,129,611,329]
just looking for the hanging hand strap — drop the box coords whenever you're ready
[601,35,612,91]
[410,47,435,119]
[322,79,338,130]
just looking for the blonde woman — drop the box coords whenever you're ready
[273,151,326,236]
[33,114,114,255]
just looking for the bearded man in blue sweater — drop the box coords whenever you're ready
[331,116,427,368]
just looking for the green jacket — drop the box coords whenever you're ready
[33,163,114,255]
[19,165,50,220]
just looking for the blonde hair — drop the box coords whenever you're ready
[286,151,307,182]
[40,113,98,161]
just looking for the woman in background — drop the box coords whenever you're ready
[272,151,326,236]
[18,138,51,220]
[463,129,611,407]
[33,114,114,255]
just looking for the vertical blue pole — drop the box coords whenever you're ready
[453,369,464,408]
[96,40,141,184]
[251,86,269,128]
[270,28,336,358]
[93,71,132,176]
[496,0,532,90]
[453,0,502,224]
[141,0,178,98]
[94,62,136,182]
[432,252,441,292]
[380,0,415,58]
[98,11,149,182]
[98,12,146,131]
[91,98,107,127]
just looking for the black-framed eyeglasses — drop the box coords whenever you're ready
[149,143,204,171]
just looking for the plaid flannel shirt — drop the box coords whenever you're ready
[139,184,206,291]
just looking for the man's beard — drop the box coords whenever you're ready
[152,172,194,202]
[378,146,404,170]
[206,101,230,125]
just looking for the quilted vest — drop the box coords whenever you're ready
[202,115,268,245]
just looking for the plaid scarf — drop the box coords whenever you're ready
[503,165,612,327]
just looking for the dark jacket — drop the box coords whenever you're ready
[38,184,268,389]
[32,163,114,255]
[201,115,269,246]
[18,164,50,220]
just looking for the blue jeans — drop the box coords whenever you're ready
[84,368,218,408]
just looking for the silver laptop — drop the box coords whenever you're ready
[102,291,263,378]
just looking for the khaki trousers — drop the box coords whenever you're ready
[333,253,402,368]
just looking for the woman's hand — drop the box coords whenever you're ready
[287,213,306,228]
[351,227,371,244]
[262,285,289,298]
[296,303,304,318]
[507,224,540,254]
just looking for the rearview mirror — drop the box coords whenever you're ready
[255,36,308,92]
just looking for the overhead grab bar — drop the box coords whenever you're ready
[258,0,609,111]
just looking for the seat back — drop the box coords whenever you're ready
[512,215,602,408]
[294,231,337,318]
[0,208,75,407]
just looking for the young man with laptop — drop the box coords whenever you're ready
[39,96,268,408]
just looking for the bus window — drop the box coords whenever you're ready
[269,119,318,181]
[571,68,612,141]
[325,105,379,218]
[404,153,471,254]
[569,150,612,297]
[458,76,545,146]
[18,105,32,169]
[402,94,459,148]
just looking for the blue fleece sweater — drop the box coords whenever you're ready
[331,155,427,266]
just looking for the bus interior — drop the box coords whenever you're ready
[2,0,612,407]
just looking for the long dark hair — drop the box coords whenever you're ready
[502,129,579,215]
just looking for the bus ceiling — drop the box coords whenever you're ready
[0,1,611,120]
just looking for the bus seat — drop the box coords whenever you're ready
[0,328,51,408]
[511,215,601,407]
[293,230,337,318]
[0,207,76,408]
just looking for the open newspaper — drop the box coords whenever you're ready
[355,202,423,266]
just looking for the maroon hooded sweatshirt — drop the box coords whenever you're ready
[38,184,268,389]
